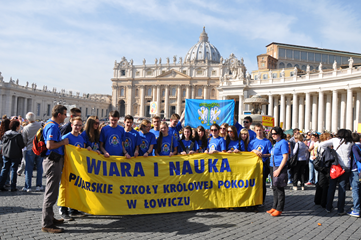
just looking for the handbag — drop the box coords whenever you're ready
[329,140,345,179]
[271,149,288,188]
[288,143,299,169]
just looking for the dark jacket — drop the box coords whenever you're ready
[60,122,72,136]
[2,130,25,159]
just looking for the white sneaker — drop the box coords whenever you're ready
[36,186,44,191]
[27,188,32,192]
[21,187,29,192]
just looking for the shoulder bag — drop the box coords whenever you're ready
[272,145,288,188]
[288,143,299,169]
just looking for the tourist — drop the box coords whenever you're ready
[348,133,361,217]
[319,129,353,215]
[292,134,309,191]
[41,105,69,233]
[195,126,208,153]
[0,120,25,192]
[99,111,127,158]
[22,112,43,192]
[150,115,161,155]
[219,123,229,139]
[123,115,141,157]
[155,122,178,156]
[178,126,198,155]
[267,126,289,217]
[81,116,101,152]
[205,124,226,154]
[306,133,319,185]
[0,119,10,176]
[226,125,243,152]
[138,119,156,157]
[248,123,272,203]
[168,112,184,142]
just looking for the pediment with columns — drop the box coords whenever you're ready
[156,69,191,79]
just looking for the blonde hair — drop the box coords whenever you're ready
[294,133,303,141]
[140,119,151,130]
[240,128,250,150]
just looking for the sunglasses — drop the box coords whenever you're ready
[227,130,233,133]
[220,127,226,130]
[271,133,278,135]
[243,121,249,124]
[210,129,218,132]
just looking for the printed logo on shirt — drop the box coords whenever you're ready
[255,145,265,152]
[92,143,99,150]
[124,138,132,149]
[230,147,234,151]
[161,143,170,154]
[49,135,53,138]
[140,139,149,151]
[209,144,216,152]
[174,133,179,141]
[199,146,203,153]
[109,134,120,146]
[74,142,83,148]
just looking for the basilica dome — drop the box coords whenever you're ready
[185,27,221,64]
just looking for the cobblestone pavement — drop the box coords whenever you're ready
[1,174,360,240]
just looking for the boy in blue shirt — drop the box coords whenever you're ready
[234,116,256,141]
[168,112,185,142]
[100,111,128,158]
[123,115,141,157]
[150,116,161,156]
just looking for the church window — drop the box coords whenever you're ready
[171,88,176,96]
[294,64,299,69]
[272,73,278,78]
[279,48,285,58]
[308,52,315,62]
[286,49,293,59]
[182,70,187,74]
[211,70,216,76]
[162,89,165,97]
[136,71,140,76]
[197,70,203,75]
[286,63,292,68]
[301,65,306,71]
[315,53,321,62]
[121,70,125,76]
[197,89,202,97]
[263,74,267,80]
[279,62,285,68]
[294,51,300,60]
[301,51,307,61]
[147,70,152,76]
[120,88,125,97]
[147,88,151,96]
[322,54,328,64]
[183,90,186,97]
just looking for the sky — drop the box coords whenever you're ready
[1,0,361,95]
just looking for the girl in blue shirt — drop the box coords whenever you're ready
[155,122,178,157]
[205,124,226,154]
[179,126,198,155]
[226,126,244,152]
[138,119,157,157]
[81,116,101,154]
[239,128,250,152]
[195,126,208,153]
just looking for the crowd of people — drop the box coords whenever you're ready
[0,104,360,234]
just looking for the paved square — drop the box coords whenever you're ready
[0,173,360,240]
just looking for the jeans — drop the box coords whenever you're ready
[270,167,285,211]
[308,159,319,184]
[0,156,21,190]
[326,171,351,213]
[349,171,360,213]
[25,150,43,189]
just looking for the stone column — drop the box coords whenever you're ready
[13,96,18,116]
[140,86,145,117]
[346,88,353,131]
[111,85,118,110]
[156,85,161,116]
[280,94,285,129]
[191,85,195,99]
[177,85,182,114]
[304,92,311,132]
[203,85,208,100]
[325,93,332,131]
[318,91,324,132]
[152,87,156,102]
[332,90,338,133]
[340,93,346,129]
[268,94,273,116]
[262,104,267,115]
[292,93,298,129]
[311,94,318,131]
[164,85,169,118]
[286,96,291,130]
[238,95,244,123]
[126,85,133,115]
[186,85,191,99]
[355,92,361,131]
[298,95,304,130]
[274,96,279,127]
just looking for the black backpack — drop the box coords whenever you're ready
[179,140,195,154]
[313,147,337,174]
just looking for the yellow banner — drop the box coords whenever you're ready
[262,116,274,127]
[58,145,263,215]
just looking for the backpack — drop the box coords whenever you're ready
[179,140,195,154]
[32,121,56,157]
[313,147,337,174]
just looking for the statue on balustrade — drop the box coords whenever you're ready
[333,60,337,71]
[349,57,354,69]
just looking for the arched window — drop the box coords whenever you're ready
[310,66,314,71]
[301,65,306,71]
[120,88,125,96]
[147,88,151,96]
[197,88,202,97]
[279,62,285,68]
[171,88,176,96]
[286,63,292,68]
[294,64,299,69]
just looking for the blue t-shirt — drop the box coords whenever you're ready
[270,139,289,167]
[62,133,85,148]
[43,120,64,156]
[158,135,178,156]
[178,139,199,153]
[150,129,160,155]
[138,131,157,156]
[124,129,142,157]
[197,139,208,153]
[234,122,256,141]
[227,139,245,151]
[168,122,182,142]
[99,125,125,156]
[208,136,226,152]
[248,138,273,162]
[80,131,99,151]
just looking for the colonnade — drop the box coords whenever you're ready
[265,89,360,132]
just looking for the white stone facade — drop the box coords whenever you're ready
[0,73,111,120]
[111,28,247,119]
